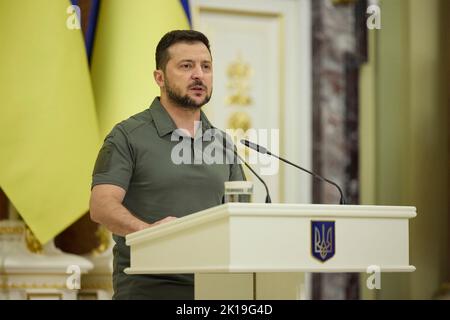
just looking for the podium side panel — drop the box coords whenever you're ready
[256,272,306,299]
[195,273,254,300]
[129,218,229,273]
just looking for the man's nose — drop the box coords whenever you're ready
[191,65,204,80]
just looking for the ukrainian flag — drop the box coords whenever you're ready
[0,1,100,243]
[91,0,191,137]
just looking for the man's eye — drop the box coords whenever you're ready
[181,64,191,69]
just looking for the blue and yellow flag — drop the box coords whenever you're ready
[0,0,100,243]
[90,0,191,137]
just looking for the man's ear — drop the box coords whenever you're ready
[153,70,164,88]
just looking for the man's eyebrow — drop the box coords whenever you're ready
[177,59,212,64]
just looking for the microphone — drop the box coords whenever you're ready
[232,150,272,204]
[214,130,272,203]
[240,139,346,205]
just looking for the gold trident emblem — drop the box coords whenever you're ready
[314,224,333,260]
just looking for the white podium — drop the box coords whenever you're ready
[125,203,416,299]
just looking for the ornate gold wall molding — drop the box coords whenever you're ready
[226,53,253,106]
[0,226,24,235]
[0,282,66,289]
[25,226,43,254]
[90,225,111,255]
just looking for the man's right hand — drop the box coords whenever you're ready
[151,216,178,227]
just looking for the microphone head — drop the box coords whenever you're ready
[240,139,250,147]
[240,139,268,154]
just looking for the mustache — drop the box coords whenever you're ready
[188,81,207,89]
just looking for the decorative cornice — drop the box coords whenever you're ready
[0,226,25,235]
[0,282,66,289]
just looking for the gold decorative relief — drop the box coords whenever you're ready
[81,280,113,290]
[25,226,43,254]
[27,292,63,300]
[227,112,252,158]
[0,226,25,235]
[91,225,111,256]
[226,53,253,106]
[0,282,66,289]
[227,111,252,132]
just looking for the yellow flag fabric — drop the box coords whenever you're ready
[91,0,190,137]
[0,1,100,243]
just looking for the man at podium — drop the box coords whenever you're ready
[89,30,245,299]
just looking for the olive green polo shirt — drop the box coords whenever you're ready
[91,97,245,300]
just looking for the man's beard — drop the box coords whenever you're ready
[165,79,212,110]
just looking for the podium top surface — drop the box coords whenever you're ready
[126,203,416,246]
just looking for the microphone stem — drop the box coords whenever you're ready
[235,152,272,204]
[268,153,346,205]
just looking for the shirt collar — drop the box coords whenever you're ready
[149,97,213,138]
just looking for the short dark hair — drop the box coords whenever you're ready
[155,30,211,71]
